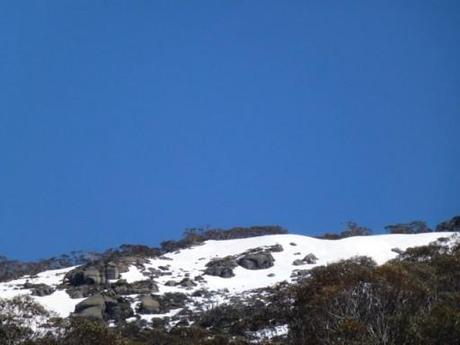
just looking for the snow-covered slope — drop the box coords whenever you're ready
[0,232,455,321]
[138,232,452,294]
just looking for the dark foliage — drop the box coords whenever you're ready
[436,215,460,233]
[161,226,288,252]
[317,221,372,240]
[290,239,460,345]
[385,220,432,234]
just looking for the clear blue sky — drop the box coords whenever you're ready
[1,1,459,260]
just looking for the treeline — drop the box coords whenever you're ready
[0,251,102,283]
[318,215,459,240]
[160,226,288,252]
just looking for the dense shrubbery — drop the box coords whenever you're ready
[289,237,460,345]
[384,220,432,234]
[318,221,372,240]
[318,215,459,240]
[0,296,52,345]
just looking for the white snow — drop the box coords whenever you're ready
[34,290,85,318]
[251,324,289,342]
[120,265,147,283]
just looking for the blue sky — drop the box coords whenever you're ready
[1,1,459,260]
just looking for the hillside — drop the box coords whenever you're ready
[1,225,459,344]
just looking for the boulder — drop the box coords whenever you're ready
[65,265,106,286]
[267,244,284,252]
[65,259,136,287]
[292,253,318,266]
[105,296,133,322]
[138,295,161,314]
[204,257,237,278]
[391,247,404,255]
[24,283,55,296]
[74,293,132,322]
[237,252,274,270]
[75,293,111,313]
[77,306,104,320]
[292,259,305,266]
[303,253,318,264]
[111,279,158,295]
[83,266,105,285]
[179,278,196,288]
[105,262,119,280]
[165,280,177,286]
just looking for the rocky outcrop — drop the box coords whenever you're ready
[65,265,107,286]
[292,253,318,266]
[74,294,109,320]
[178,278,196,288]
[205,257,237,278]
[237,252,274,270]
[204,248,276,276]
[138,295,161,314]
[105,262,119,280]
[74,293,133,322]
[111,279,158,295]
[303,253,318,264]
[266,244,284,252]
[24,283,55,296]
[65,257,148,287]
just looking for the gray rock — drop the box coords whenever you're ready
[111,279,158,295]
[179,278,196,288]
[391,247,404,255]
[24,283,55,296]
[75,293,112,313]
[83,266,105,285]
[292,253,318,266]
[74,293,132,322]
[303,253,318,264]
[291,269,310,280]
[204,257,237,278]
[237,252,274,270]
[138,295,161,314]
[267,244,284,252]
[292,259,305,266]
[77,306,104,320]
[66,265,106,286]
[105,262,119,280]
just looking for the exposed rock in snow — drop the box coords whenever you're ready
[0,232,456,325]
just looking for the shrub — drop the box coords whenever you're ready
[385,221,432,234]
